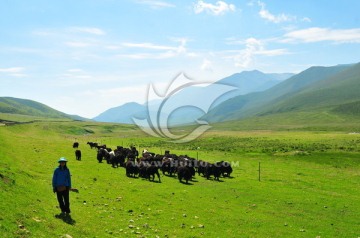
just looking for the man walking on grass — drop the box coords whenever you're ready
[52,157,71,216]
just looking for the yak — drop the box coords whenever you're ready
[161,158,177,177]
[177,165,192,184]
[75,149,81,161]
[125,160,139,178]
[87,142,98,149]
[146,162,161,182]
[205,163,221,181]
[139,161,161,182]
[217,161,233,177]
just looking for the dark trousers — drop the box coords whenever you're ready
[56,190,70,213]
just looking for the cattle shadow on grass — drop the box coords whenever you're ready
[162,174,176,178]
[139,177,161,183]
[207,178,225,182]
[150,180,161,183]
[179,181,194,185]
[55,213,76,225]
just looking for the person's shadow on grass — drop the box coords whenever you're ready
[55,213,76,225]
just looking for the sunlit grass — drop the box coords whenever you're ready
[1,120,359,237]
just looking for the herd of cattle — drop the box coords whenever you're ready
[72,141,233,184]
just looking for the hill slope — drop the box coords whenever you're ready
[205,64,355,122]
[0,97,86,120]
[259,63,360,116]
[92,102,146,123]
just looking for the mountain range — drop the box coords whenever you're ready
[204,63,358,122]
[93,70,293,125]
[1,62,359,127]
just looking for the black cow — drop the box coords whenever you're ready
[142,150,156,158]
[146,162,161,182]
[138,161,148,178]
[110,149,126,168]
[205,163,221,181]
[87,142,98,149]
[161,158,177,177]
[217,161,233,177]
[73,142,79,148]
[75,149,81,161]
[97,148,106,163]
[197,160,209,177]
[177,166,192,184]
[130,146,139,158]
[96,144,107,151]
[125,160,139,177]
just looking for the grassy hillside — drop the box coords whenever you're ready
[257,63,360,116]
[1,118,359,237]
[211,108,360,132]
[0,97,87,121]
[204,63,360,132]
[332,100,360,116]
[205,64,353,122]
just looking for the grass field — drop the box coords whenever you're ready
[0,119,359,237]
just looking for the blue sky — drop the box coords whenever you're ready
[1,0,360,118]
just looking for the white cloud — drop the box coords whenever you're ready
[135,0,176,9]
[67,68,85,73]
[62,73,92,80]
[65,41,94,48]
[119,38,195,59]
[256,48,289,56]
[34,27,106,37]
[194,0,236,15]
[0,67,24,73]
[257,1,296,23]
[0,67,27,77]
[97,86,145,98]
[69,27,106,35]
[201,59,213,71]
[104,45,123,50]
[223,37,289,68]
[122,42,178,51]
[116,52,177,59]
[56,71,125,87]
[282,27,360,43]
[301,17,311,23]
[233,38,263,67]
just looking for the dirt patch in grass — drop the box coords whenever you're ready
[0,173,15,184]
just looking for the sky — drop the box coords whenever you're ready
[1,0,360,118]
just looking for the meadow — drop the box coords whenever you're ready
[0,119,359,237]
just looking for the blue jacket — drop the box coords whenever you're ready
[52,166,71,189]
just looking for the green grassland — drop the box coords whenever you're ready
[0,117,359,237]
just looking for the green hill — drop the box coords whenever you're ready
[257,63,360,116]
[0,97,87,121]
[205,63,358,123]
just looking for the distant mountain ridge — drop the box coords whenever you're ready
[2,63,359,128]
[93,102,146,123]
[93,70,293,125]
